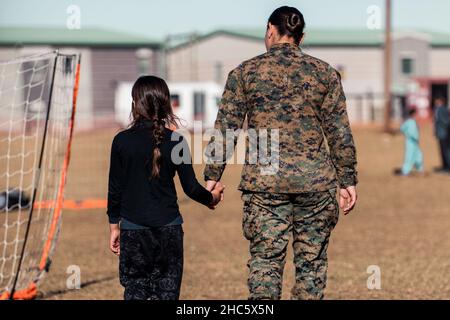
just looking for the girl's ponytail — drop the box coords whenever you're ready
[151,117,165,179]
[130,76,179,180]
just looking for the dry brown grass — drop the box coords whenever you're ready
[35,124,450,300]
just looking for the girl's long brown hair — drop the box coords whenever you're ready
[130,76,178,179]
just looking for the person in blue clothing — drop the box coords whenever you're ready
[397,108,424,176]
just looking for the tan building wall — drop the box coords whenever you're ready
[168,34,384,94]
[305,47,384,94]
[305,47,385,123]
[167,34,265,85]
[167,34,385,123]
[430,48,450,78]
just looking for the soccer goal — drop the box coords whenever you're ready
[0,51,81,299]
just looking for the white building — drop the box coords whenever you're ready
[115,81,222,130]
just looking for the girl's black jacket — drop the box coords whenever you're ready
[107,121,213,227]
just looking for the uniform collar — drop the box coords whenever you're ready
[269,42,302,53]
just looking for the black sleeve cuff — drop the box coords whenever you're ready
[108,215,121,224]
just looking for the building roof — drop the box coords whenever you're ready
[0,26,161,48]
[169,28,450,50]
[3,26,449,49]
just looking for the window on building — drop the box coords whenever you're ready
[401,58,414,75]
[137,59,150,75]
[135,48,152,75]
[193,92,205,121]
[171,94,180,109]
[23,59,51,114]
[215,62,223,84]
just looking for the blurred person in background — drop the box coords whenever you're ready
[204,6,357,300]
[433,97,450,173]
[394,108,424,176]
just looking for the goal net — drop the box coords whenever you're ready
[0,51,80,299]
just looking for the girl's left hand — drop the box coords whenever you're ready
[109,224,120,256]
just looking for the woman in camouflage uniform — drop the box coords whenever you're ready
[204,6,358,300]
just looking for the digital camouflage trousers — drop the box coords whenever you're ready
[241,189,339,300]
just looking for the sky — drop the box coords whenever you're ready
[1,0,450,39]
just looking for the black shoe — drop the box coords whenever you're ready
[434,167,450,173]
[0,189,31,212]
[393,168,403,176]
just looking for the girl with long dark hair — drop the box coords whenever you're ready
[107,76,223,300]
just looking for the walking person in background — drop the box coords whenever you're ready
[394,108,424,176]
[107,76,224,300]
[204,6,357,300]
[433,97,450,173]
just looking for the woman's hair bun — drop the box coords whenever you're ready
[286,13,301,32]
[268,6,305,43]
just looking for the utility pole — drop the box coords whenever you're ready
[383,0,393,132]
[161,35,169,80]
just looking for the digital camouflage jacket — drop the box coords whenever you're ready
[204,43,357,193]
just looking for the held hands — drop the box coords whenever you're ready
[206,180,225,210]
[339,186,357,215]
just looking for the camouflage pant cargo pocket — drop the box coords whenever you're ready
[241,193,291,241]
[241,192,292,300]
[291,189,339,300]
[327,188,339,229]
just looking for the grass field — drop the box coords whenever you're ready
[34,124,450,300]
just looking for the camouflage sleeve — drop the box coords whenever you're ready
[203,66,247,181]
[320,68,358,188]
